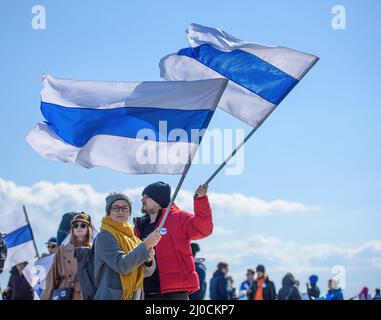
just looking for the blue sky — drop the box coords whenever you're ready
[0,0,380,298]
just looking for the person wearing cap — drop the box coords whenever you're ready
[248,264,277,300]
[93,192,160,300]
[41,212,93,300]
[134,181,213,300]
[41,237,58,258]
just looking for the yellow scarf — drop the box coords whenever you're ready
[100,216,144,300]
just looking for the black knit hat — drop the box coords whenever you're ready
[142,181,171,208]
[256,264,265,273]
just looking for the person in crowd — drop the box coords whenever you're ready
[239,269,255,300]
[210,262,229,300]
[278,272,302,300]
[134,181,213,300]
[306,274,320,300]
[3,262,34,300]
[189,242,207,300]
[227,275,237,300]
[325,279,344,300]
[56,212,77,246]
[0,232,7,275]
[249,264,277,300]
[351,286,370,300]
[41,237,58,258]
[41,212,93,300]
[94,192,159,300]
[372,288,381,300]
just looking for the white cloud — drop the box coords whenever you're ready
[0,178,315,240]
[213,226,234,236]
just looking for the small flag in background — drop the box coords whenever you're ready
[22,254,54,300]
[0,207,38,269]
[26,75,227,174]
[160,23,319,128]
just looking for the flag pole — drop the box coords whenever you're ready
[157,79,228,230]
[204,108,276,185]
[22,205,40,259]
[157,162,192,230]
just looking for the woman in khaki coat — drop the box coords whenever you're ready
[41,212,92,300]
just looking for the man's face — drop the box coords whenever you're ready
[47,243,57,254]
[141,194,160,215]
[222,267,229,275]
[256,271,264,279]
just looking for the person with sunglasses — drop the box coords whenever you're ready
[93,192,160,300]
[41,213,93,300]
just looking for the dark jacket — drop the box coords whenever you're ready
[0,239,7,274]
[307,285,320,300]
[372,293,381,300]
[249,276,277,300]
[277,274,302,300]
[74,246,96,300]
[189,258,207,300]
[7,266,34,300]
[210,270,228,300]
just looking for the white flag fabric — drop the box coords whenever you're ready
[22,254,54,300]
[26,75,227,174]
[160,23,319,127]
[0,207,38,269]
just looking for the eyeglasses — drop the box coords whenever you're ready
[110,205,130,213]
[73,223,88,229]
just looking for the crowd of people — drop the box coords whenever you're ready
[0,180,380,301]
[1,181,212,300]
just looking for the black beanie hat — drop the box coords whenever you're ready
[256,264,265,273]
[142,181,171,208]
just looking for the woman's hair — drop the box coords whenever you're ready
[70,212,93,247]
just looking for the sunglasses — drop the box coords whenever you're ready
[47,245,57,248]
[72,223,88,229]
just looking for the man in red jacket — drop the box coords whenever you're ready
[134,181,213,300]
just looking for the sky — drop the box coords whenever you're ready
[0,0,380,298]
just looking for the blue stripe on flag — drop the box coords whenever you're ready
[3,225,33,248]
[41,102,212,147]
[178,45,299,105]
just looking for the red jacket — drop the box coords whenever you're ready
[134,195,213,295]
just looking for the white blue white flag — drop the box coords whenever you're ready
[26,75,227,174]
[0,207,38,269]
[160,23,319,127]
[22,254,54,300]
